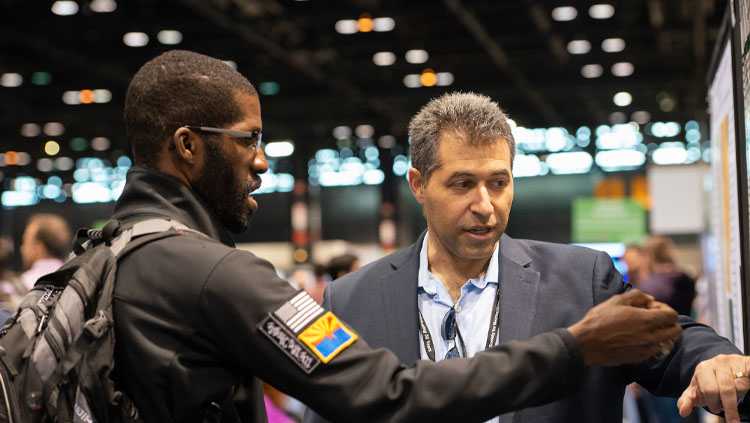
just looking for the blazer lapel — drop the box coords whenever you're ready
[496,235,541,423]
[378,233,424,365]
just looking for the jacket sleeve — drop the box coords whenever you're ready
[198,249,585,423]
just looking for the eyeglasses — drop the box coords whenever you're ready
[441,307,466,359]
[171,125,262,152]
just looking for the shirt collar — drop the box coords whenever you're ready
[417,231,499,295]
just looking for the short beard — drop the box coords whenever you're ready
[192,140,255,233]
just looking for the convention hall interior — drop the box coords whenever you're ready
[2,2,750,419]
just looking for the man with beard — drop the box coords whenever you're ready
[111,50,685,423]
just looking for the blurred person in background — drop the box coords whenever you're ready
[305,91,750,423]
[19,213,71,291]
[623,244,651,287]
[304,263,330,305]
[326,253,359,280]
[640,235,696,317]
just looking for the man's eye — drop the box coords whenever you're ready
[453,181,471,189]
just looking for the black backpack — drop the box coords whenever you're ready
[0,218,203,423]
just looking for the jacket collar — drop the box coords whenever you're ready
[112,167,236,247]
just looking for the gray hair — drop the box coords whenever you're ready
[408,91,516,182]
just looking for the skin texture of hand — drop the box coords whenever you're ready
[567,289,682,366]
[677,354,750,423]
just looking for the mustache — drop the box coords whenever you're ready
[245,174,262,195]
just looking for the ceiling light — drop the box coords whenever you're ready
[595,149,645,171]
[373,51,396,66]
[421,69,437,87]
[333,126,352,139]
[93,89,112,103]
[631,111,651,124]
[91,137,111,151]
[551,6,577,22]
[90,0,117,12]
[37,158,54,172]
[78,89,94,104]
[403,74,421,88]
[580,64,603,78]
[264,141,295,157]
[567,40,591,54]
[31,72,52,86]
[405,49,429,64]
[547,152,593,175]
[611,62,634,77]
[589,4,615,19]
[63,91,80,105]
[358,14,373,32]
[51,1,78,16]
[44,141,61,156]
[608,112,627,124]
[436,72,454,86]
[44,122,65,136]
[259,82,280,95]
[157,30,183,45]
[601,38,625,52]
[613,92,632,106]
[123,32,149,47]
[373,17,395,32]
[0,73,22,87]
[355,125,375,138]
[378,135,396,149]
[659,97,674,112]
[335,20,358,34]
[20,123,41,137]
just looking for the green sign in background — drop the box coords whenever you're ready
[571,198,646,244]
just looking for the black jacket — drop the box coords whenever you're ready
[112,167,584,423]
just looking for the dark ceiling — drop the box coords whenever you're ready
[0,0,725,181]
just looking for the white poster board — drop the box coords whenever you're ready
[707,42,745,351]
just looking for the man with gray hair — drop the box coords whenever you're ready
[305,91,750,423]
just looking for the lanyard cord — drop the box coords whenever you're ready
[418,285,501,362]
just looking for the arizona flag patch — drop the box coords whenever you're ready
[298,311,358,363]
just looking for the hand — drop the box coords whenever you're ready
[677,354,750,423]
[567,289,682,366]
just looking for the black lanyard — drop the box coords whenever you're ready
[418,285,501,362]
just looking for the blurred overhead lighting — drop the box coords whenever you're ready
[652,142,688,165]
[43,122,65,136]
[333,126,352,139]
[373,51,396,66]
[51,1,78,16]
[63,90,80,105]
[589,4,615,19]
[157,30,183,45]
[91,137,111,151]
[420,69,437,87]
[547,152,593,175]
[632,111,651,124]
[567,40,591,54]
[259,82,280,95]
[580,64,603,78]
[123,32,149,47]
[613,92,632,106]
[403,74,421,88]
[90,0,117,13]
[595,149,645,171]
[31,72,52,86]
[373,17,395,32]
[601,38,625,52]
[264,141,295,157]
[436,72,454,86]
[44,141,61,156]
[611,62,634,77]
[1,73,22,87]
[93,89,112,103]
[608,112,627,124]
[551,6,577,21]
[355,125,375,138]
[378,135,396,149]
[79,89,94,104]
[358,14,373,32]
[405,49,429,64]
[335,19,358,34]
[21,123,41,137]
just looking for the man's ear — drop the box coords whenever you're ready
[171,127,199,165]
[408,168,426,205]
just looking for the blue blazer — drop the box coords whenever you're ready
[305,233,744,423]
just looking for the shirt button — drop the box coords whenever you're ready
[455,305,462,312]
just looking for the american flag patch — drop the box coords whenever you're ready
[273,291,325,334]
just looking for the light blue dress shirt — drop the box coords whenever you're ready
[417,231,500,423]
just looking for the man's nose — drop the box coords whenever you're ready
[470,186,493,216]
[254,147,269,174]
